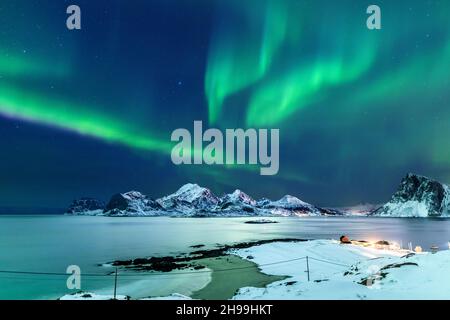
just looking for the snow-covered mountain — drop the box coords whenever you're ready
[65,183,342,217]
[258,195,337,216]
[335,203,382,216]
[215,189,260,215]
[221,189,257,206]
[256,198,271,208]
[65,174,450,218]
[156,183,220,215]
[104,191,164,216]
[268,195,314,210]
[372,173,450,217]
[65,198,105,215]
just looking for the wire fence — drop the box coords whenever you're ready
[0,255,351,280]
[307,257,352,268]
[0,255,355,299]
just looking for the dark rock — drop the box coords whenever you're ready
[66,198,105,215]
[314,279,329,283]
[112,259,133,266]
[358,272,388,286]
[380,262,418,271]
[358,262,418,286]
[190,244,205,249]
[105,194,129,211]
[110,238,307,273]
[244,219,278,224]
[242,206,255,213]
[192,265,206,270]
[317,207,343,215]
[104,191,163,215]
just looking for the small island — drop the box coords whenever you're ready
[244,219,279,224]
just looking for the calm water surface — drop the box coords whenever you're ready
[0,215,449,299]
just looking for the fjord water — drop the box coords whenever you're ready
[0,215,449,300]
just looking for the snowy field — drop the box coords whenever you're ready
[61,239,450,300]
[232,240,450,300]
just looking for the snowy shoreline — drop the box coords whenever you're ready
[61,238,450,300]
[232,240,450,300]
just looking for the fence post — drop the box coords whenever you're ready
[306,256,310,282]
[113,267,118,300]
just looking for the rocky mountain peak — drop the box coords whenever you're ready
[373,173,450,217]
[156,183,219,213]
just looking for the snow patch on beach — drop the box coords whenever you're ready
[59,292,129,300]
[59,240,450,300]
[141,293,192,300]
[60,291,192,300]
[231,240,450,300]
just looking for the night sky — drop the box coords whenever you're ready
[1,0,449,209]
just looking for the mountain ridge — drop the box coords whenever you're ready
[65,173,450,218]
[65,183,341,217]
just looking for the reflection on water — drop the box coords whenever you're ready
[0,216,449,299]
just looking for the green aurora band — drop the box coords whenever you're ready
[246,43,377,126]
[2,0,450,188]
[205,0,450,130]
[0,84,172,153]
[205,0,302,124]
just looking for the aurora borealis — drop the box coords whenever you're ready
[1,0,450,209]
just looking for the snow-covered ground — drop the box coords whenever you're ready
[231,240,450,300]
[60,291,192,301]
[59,292,130,300]
[59,240,450,300]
